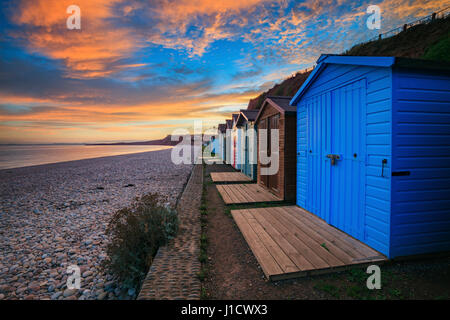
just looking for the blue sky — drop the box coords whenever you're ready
[0,0,447,143]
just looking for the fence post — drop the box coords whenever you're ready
[403,24,407,32]
[432,12,436,20]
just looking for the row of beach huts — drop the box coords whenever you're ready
[209,55,450,261]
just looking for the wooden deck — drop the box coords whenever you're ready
[201,156,222,165]
[216,183,282,204]
[231,206,387,280]
[211,171,252,183]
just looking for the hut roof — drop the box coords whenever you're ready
[291,55,450,105]
[218,123,227,133]
[236,109,259,127]
[255,96,295,123]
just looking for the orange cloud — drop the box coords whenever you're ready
[11,0,141,78]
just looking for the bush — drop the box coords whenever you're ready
[423,35,450,62]
[102,193,178,292]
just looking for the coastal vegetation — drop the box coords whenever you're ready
[102,193,179,293]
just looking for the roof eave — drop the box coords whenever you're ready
[290,56,396,106]
[290,62,326,105]
[255,97,292,123]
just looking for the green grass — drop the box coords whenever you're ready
[346,285,364,299]
[314,281,340,298]
[346,268,366,282]
[200,287,208,299]
[423,34,450,62]
[197,268,207,281]
[388,288,403,299]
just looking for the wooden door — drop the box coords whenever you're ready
[329,79,366,241]
[268,114,279,192]
[259,118,269,187]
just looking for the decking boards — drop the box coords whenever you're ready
[210,172,252,183]
[216,184,282,204]
[231,206,387,281]
[202,156,223,165]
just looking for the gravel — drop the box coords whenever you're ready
[0,149,192,300]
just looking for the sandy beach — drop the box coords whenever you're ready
[0,148,193,300]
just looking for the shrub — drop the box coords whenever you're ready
[102,193,178,292]
[423,35,450,62]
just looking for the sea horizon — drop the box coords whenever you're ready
[0,144,173,170]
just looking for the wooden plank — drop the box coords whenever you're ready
[211,172,251,183]
[216,185,233,204]
[258,207,331,269]
[216,184,282,204]
[232,183,252,201]
[293,206,384,259]
[240,209,298,273]
[278,206,361,264]
[249,184,271,202]
[248,209,316,271]
[246,184,281,202]
[226,185,248,203]
[237,184,264,202]
[231,210,283,278]
[231,206,386,282]
[221,185,242,203]
[238,184,260,202]
[283,206,380,259]
[268,207,348,266]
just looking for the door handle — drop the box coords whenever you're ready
[326,154,341,165]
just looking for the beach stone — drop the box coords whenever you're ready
[97,291,107,300]
[0,285,11,293]
[0,149,193,300]
[51,292,62,300]
[82,270,93,278]
[63,288,77,297]
[28,282,40,291]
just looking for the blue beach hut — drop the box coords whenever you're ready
[231,113,242,170]
[217,123,227,161]
[236,109,259,180]
[291,55,450,258]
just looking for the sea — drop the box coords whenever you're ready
[0,144,173,170]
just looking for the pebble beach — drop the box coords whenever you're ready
[0,148,193,300]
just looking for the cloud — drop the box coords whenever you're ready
[7,0,143,78]
[1,0,448,143]
[231,69,263,80]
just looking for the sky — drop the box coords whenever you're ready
[0,0,448,144]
